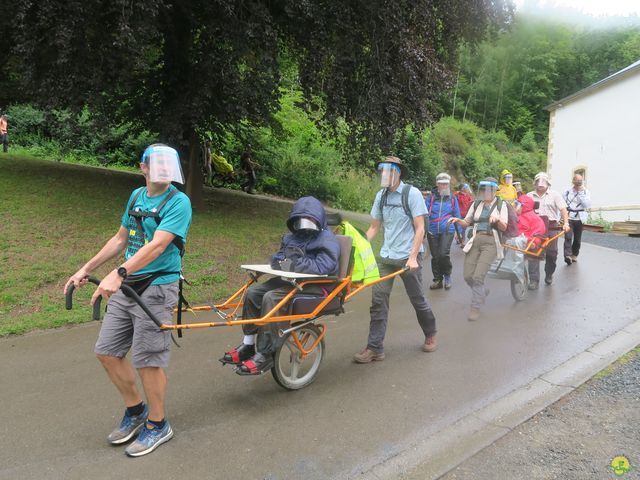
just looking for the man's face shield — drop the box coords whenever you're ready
[477,181,498,201]
[378,162,401,188]
[436,181,450,197]
[504,174,513,185]
[293,217,319,232]
[513,181,522,193]
[535,177,549,191]
[143,146,184,185]
[573,178,583,188]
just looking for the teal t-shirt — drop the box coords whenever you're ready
[121,185,192,285]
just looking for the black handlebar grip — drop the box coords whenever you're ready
[93,298,102,321]
[65,284,76,310]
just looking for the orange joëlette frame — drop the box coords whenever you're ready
[162,267,407,331]
[502,230,565,258]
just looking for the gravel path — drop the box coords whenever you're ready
[582,231,640,255]
[442,348,640,480]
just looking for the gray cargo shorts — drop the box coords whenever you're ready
[94,283,179,368]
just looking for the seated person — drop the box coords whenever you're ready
[220,196,340,375]
[515,195,546,248]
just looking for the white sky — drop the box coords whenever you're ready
[514,0,640,16]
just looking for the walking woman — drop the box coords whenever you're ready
[426,173,461,290]
[448,178,507,321]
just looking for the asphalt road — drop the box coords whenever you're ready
[1,242,639,480]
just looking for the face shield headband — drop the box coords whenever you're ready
[378,162,401,188]
[142,145,184,184]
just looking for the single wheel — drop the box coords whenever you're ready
[272,324,325,390]
[510,277,527,301]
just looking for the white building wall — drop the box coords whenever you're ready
[547,70,640,222]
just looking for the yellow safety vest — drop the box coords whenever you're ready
[341,221,379,284]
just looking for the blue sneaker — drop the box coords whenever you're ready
[107,405,148,445]
[125,421,174,457]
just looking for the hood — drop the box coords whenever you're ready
[519,195,535,214]
[286,196,327,232]
[500,169,512,185]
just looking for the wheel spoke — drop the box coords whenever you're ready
[283,339,297,354]
[289,357,300,380]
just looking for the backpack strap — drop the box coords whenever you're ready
[400,184,412,220]
[127,187,185,257]
[377,188,388,219]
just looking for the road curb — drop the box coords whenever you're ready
[353,317,640,480]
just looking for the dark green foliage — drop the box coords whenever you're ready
[444,15,640,143]
[6,104,156,166]
[4,1,512,177]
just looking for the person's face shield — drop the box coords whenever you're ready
[573,178,584,188]
[514,199,523,215]
[535,177,549,193]
[293,217,319,233]
[462,183,473,195]
[378,162,401,188]
[143,146,184,185]
[477,181,498,201]
[436,181,450,197]
[513,181,522,193]
[504,174,513,185]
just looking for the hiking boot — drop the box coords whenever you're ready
[544,274,553,285]
[107,405,148,445]
[353,348,385,363]
[571,255,578,262]
[564,256,573,266]
[429,280,443,290]
[219,343,255,366]
[422,335,437,352]
[125,420,174,457]
[468,307,480,322]
[443,275,452,290]
[528,281,539,291]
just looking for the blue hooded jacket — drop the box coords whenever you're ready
[427,190,461,235]
[270,196,340,276]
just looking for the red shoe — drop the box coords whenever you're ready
[235,352,274,376]
[219,343,255,366]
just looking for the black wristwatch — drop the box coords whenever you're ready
[117,266,128,280]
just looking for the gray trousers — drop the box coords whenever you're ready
[463,234,497,309]
[529,221,560,282]
[367,253,436,353]
[242,277,324,355]
[427,231,455,281]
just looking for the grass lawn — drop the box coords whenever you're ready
[0,154,300,336]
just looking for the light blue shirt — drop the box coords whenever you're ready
[371,181,427,260]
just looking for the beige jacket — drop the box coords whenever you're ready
[462,198,509,259]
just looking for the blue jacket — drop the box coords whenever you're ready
[427,191,461,235]
[270,196,340,276]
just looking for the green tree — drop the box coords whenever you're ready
[6,0,512,207]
